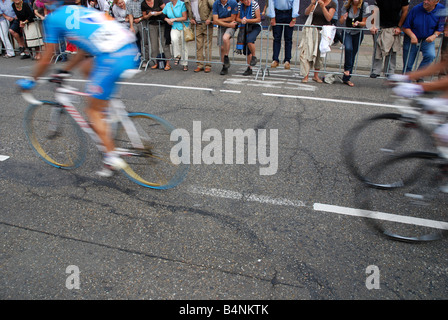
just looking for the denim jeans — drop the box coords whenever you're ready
[402,35,436,73]
[342,31,364,82]
[272,9,294,63]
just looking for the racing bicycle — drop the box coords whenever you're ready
[341,94,444,188]
[20,70,189,189]
[357,150,448,242]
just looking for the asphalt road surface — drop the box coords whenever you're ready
[0,56,447,304]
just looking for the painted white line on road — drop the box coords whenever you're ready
[220,89,241,93]
[0,155,10,161]
[188,185,448,230]
[0,74,215,92]
[314,203,448,230]
[262,93,400,109]
[188,186,307,208]
[1,73,399,108]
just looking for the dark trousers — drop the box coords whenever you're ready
[272,9,294,63]
[343,31,364,82]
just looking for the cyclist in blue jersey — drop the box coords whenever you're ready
[17,0,140,176]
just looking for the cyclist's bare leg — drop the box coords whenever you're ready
[85,97,114,152]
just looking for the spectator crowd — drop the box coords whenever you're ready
[1,0,447,85]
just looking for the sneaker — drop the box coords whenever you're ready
[271,60,279,68]
[223,55,230,68]
[220,66,228,75]
[103,152,127,170]
[20,54,31,60]
[96,152,127,177]
[243,67,252,76]
[19,47,25,56]
[3,54,14,58]
[370,73,380,78]
[250,56,257,66]
[96,165,115,178]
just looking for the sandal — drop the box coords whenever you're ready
[343,80,355,87]
[312,77,323,83]
[164,64,171,71]
[183,66,188,71]
[174,55,181,66]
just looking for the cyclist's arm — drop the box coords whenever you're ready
[420,76,448,97]
[406,59,448,81]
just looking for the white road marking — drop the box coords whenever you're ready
[314,203,448,230]
[188,186,448,230]
[0,155,10,161]
[262,93,399,109]
[188,186,307,207]
[1,73,399,109]
[220,89,241,93]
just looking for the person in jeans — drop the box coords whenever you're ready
[339,0,368,87]
[0,0,16,58]
[266,0,300,70]
[402,0,445,73]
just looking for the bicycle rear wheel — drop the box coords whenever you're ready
[358,152,448,242]
[342,113,433,187]
[114,112,189,189]
[23,101,87,169]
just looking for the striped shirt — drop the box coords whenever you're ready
[237,0,259,19]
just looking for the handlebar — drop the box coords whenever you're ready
[20,76,89,106]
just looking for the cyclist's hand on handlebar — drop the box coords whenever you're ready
[51,69,72,78]
[16,78,36,91]
[49,69,72,83]
[386,74,410,87]
[392,82,424,98]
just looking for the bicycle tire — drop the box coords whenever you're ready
[342,112,434,187]
[358,151,448,242]
[114,112,189,189]
[23,101,87,169]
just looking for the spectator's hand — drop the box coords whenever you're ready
[426,34,438,43]
[270,18,276,27]
[392,83,424,98]
[370,26,378,34]
[410,35,419,44]
[205,19,211,25]
[190,18,196,25]
[393,27,401,35]
[16,78,36,91]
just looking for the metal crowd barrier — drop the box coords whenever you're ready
[1,17,444,81]
[134,21,445,81]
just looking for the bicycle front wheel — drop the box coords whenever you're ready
[23,101,87,169]
[358,152,448,242]
[114,112,189,189]
[342,113,433,187]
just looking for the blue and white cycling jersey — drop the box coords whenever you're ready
[43,5,136,56]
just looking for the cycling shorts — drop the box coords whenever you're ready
[86,43,139,100]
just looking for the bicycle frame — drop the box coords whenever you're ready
[24,81,146,155]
